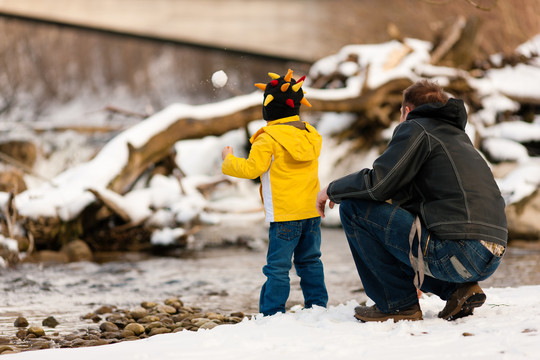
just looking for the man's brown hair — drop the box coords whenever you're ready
[402,79,449,109]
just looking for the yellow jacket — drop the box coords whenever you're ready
[222,115,322,222]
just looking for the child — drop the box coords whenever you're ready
[221,69,328,316]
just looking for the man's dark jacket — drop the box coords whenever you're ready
[327,98,508,246]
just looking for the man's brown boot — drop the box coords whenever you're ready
[354,303,423,323]
[438,282,486,321]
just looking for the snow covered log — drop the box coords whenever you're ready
[104,78,409,195]
[307,78,411,124]
[108,102,261,194]
[506,189,540,240]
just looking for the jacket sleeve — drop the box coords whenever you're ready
[222,134,273,179]
[327,121,430,203]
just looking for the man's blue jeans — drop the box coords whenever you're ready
[260,217,328,316]
[339,199,504,313]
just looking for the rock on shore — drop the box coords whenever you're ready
[0,297,247,355]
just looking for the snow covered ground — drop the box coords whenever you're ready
[2,228,540,359]
[2,227,540,358]
[3,285,540,359]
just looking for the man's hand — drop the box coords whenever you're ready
[222,146,233,160]
[316,185,334,218]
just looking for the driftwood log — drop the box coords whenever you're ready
[109,78,412,195]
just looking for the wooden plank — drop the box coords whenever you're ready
[0,0,328,62]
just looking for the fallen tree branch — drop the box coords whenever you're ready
[104,105,149,119]
[0,151,51,183]
[87,188,132,223]
[1,192,16,238]
[430,16,467,65]
[110,79,411,194]
[33,125,123,134]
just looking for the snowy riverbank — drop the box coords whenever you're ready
[1,228,540,358]
[3,286,540,359]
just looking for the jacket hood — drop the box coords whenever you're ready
[251,116,322,162]
[407,98,467,130]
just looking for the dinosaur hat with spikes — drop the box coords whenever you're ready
[255,69,312,121]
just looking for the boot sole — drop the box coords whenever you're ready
[444,292,486,321]
[354,311,423,323]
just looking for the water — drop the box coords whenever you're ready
[1,228,539,337]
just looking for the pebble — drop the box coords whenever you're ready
[130,307,148,320]
[42,316,60,328]
[95,305,115,314]
[205,312,225,322]
[138,315,160,323]
[148,327,171,336]
[164,298,184,310]
[14,317,29,328]
[124,323,145,336]
[99,322,119,332]
[144,321,163,332]
[6,297,247,354]
[200,321,219,330]
[81,313,102,323]
[28,339,51,350]
[191,318,212,327]
[27,327,45,337]
[156,304,177,314]
[141,301,158,309]
[0,346,14,354]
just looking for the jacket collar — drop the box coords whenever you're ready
[407,98,467,130]
[266,115,300,126]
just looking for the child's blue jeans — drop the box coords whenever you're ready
[259,217,328,316]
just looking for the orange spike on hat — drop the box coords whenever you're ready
[255,83,267,91]
[300,97,312,107]
[284,69,294,82]
[281,83,290,92]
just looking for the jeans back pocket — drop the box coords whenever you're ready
[276,221,302,241]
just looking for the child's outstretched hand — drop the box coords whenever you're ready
[222,146,233,160]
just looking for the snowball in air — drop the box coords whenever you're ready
[212,70,228,88]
